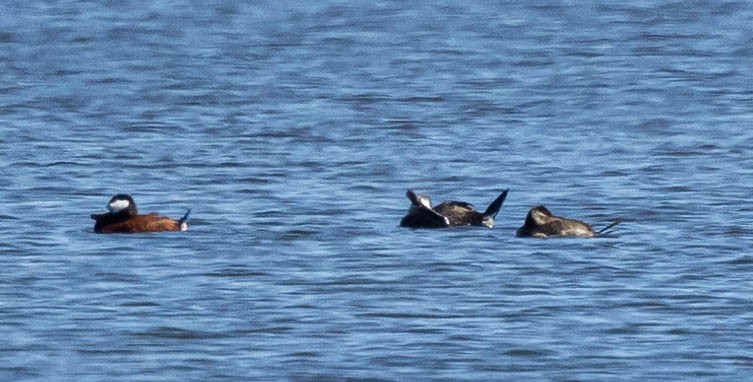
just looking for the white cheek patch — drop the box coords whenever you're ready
[108,199,131,212]
[531,211,549,225]
[417,196,433,209]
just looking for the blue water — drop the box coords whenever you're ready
[2,1,753,380]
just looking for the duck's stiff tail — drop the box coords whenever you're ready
[483,189,509,218]
[178,209,191,231]
[597,219,622,235]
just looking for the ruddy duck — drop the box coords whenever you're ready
[91,194,190,234]
[400,189,509,228]
[516,205,620,238]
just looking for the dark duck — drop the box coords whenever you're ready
[400,189,509,228]
[516,205,620,238]
[91,194,190,234]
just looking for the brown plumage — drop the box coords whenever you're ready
[91,194,190,234]
[400,189,509,229]
[516,205,620,238]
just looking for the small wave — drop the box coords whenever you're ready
[726,255,753,265]
[132,326,226,340]
[504,348,557,357]
[203,268,268,278]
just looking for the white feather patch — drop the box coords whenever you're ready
[108,199,131,212]
[417,195,433,209]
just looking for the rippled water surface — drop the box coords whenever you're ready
[3,1,753,380]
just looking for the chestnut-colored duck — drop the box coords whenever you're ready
[91,194,190,234]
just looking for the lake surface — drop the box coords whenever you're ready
[2,1,753,380]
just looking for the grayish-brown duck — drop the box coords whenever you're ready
[516,205,620,238]
[400,189,509,229]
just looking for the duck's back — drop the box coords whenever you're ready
[434,201,481,226]
[554,218,595,237]
[533,218,595,237]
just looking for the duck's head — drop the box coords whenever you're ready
[527,205,553,226]
[405,190,432,209]
[107,194,137,215]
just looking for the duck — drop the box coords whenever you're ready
[400,189,509,228]
[515,205,620,238]
[91,194,190,234]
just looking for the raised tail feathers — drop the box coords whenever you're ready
[597,219,622,235]
[178,209,191,231]
[483,189,509,218]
